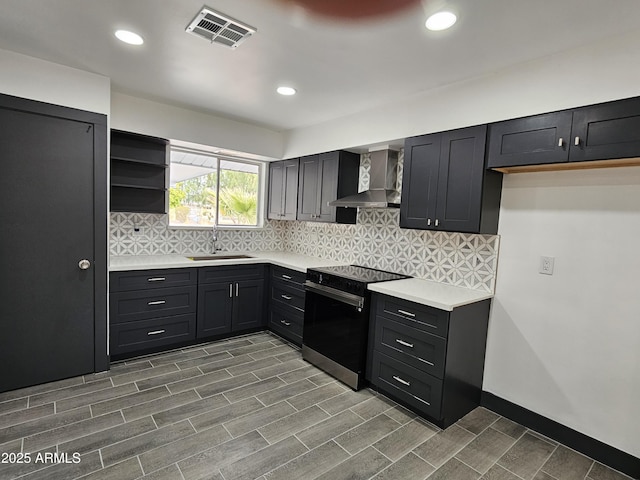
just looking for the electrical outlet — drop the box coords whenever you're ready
[132,226,145,236]
[539,256,555,275]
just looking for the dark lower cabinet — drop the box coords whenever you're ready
[400,125,502,234]
[487,96,640,169]
[267,266,306,346]
[367,293,491,428]
[197,282,234,337]
[109,269,198,358]
[196,265,266,339]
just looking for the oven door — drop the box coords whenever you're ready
[302,281,370,378]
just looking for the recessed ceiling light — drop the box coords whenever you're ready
[277,86,297,96]
[115,30,144,45]
[425,11,457,31]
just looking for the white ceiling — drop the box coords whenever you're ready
[1,0,640,133]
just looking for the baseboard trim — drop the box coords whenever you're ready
[481,391,639,479]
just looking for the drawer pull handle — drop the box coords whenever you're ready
[147,330,165,336]
[419,357,435,366]
[281,294,292,300]
[397,309,415,318]
[280,319,291,326]
[282,274,292,280]
[147,277,166,282]
[147,300,166,306]
[396,339,414,348]
[392,375,411,387]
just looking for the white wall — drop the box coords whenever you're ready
[483,167,640,458]
[283,28,640,158]
[110,92,284,159]
[0,48,110,115]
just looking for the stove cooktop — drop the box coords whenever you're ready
[310,264,408,284]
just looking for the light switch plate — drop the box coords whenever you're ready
[539,256,555,275]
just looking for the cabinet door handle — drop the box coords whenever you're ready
[229,284,233,298]
[395,339,414,348]
[147,330,165,336]
[147,277,166,282]
[427,218,431,226]
[397,309,415,318]
[435,219,439,227]
[147,300,166,306]
[281,294,292,300]
[235,283,239,297]
[280,319,291,326]
[574,136,580,146]
[282,274,292,280]
[392,375,411,387]
[558,138,564,147]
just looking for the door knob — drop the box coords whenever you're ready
[78,259,91,270]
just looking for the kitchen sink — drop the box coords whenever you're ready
[187,254,254,261]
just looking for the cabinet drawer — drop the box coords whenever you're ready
[110,268,197,292]
[270,282,305,312]
[199,264,264,284]
[377,295,449,338]
[110,286,197,323]
[110,314,195,355]
[372,351,442,421]
[375,316,446,379]
[271,266,306,289]
[268,306,303,346]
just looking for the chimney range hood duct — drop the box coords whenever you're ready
[329,149,400,208]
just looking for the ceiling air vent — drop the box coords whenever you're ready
[186,6,256,49]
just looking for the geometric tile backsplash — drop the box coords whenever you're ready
[110,151,500,292]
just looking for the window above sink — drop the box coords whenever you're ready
[169,146,266,229]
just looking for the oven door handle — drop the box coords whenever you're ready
[304,281,365,309]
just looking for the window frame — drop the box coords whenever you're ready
[168,146,267,230]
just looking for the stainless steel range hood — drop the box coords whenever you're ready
[329,149,400,208]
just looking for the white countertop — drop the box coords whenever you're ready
[110,252,492,310]
[368,278,493,311]
[109,251,346,273]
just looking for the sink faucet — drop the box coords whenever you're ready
[212,225,222,254]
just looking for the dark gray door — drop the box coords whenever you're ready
[0,95,107,392]
[297,154,320,221]
[436,125,487,233]
[282,159,299,220]
[400,133,441,229]
[267,161,284,219]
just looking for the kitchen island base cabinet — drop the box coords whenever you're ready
[197,265,266,339]
[367,294,491,429]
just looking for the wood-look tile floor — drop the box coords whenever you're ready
[0,332,633,480]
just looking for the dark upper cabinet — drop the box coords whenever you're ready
[268,159,299,220]
[487,96,640,169]
[297,150,360,224]
[570,97,640,162]
[486,111,572,168]
[400,125,502,234]
[110,130,168,213]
